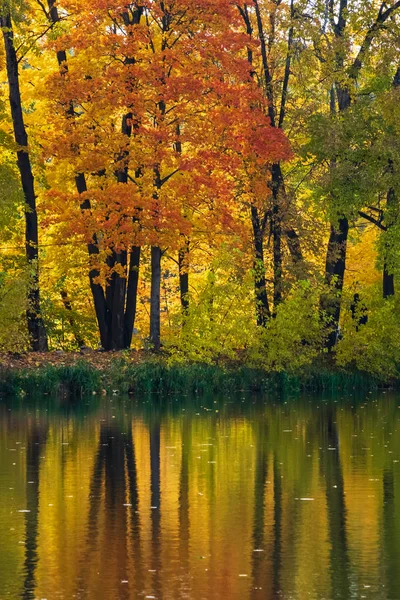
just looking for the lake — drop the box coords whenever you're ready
[0,391,399,599]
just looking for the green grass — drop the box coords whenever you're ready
[0,357,387,398]
[0,361,101,397]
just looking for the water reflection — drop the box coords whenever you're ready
[0,394,399,599]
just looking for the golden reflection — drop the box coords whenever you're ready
[0,395,399,599]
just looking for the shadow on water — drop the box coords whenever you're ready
[77,418,143,598]
[150,418,162,600]
[320,406,351,600]
[22,421,47,600]
[178,414,191,597]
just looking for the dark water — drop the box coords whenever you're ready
[1,392,400,600]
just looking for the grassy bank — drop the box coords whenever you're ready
[0,352,388,397]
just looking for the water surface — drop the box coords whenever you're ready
[1,392,400,599]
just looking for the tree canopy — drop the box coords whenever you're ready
[1,0,400,377]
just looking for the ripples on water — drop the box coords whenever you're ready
[0,392,399,599]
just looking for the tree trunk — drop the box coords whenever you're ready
[110,252,127,349]
[383,264,395,299]
[124,246,141,347]
[271,163,283,312]
[150,246,162,351]
[321,218,349,350]
[285,227,307,278]
[383,185,396,298]
[76,173,110,349]
[1,12,48,351]
[251,206,270,326]
[321,80,351,350]
[382,69,400,298]
[178,241,189,313]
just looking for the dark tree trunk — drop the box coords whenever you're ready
[321,77,351,350]
[76,174,110,349]
[285,226,307,278]
[321,218,349,350]
[1,12,48,351]
[150,246,162,351]
[124,246,141,347]
[251,206,270,326]
[382,69,400,298]
[271,163,283,312]
[178,241,189,313]
[383,163,396,299]
[111,252,127,349]
[383,265,395,299]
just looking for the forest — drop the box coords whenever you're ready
[1,0,400,379]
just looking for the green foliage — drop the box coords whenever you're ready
[164,253,258,364]
[337,290,400,379]
[0,161,24,240]
[252,283,325,372]
[0,268,29,351]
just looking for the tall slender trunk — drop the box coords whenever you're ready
[251,207,270,325]
[149,65,167,351]
[240,6,272,325]
[321,81,350,350]
[1,12,48,351]
[383,186,395,298]
[271,163,283,312]
[321,218,349,350]
[124,246,141,347]
[243,2,295,318]
[382,69,400,298]
[175,124,190,315]
[150,246,162,351]
[178,241,189,313]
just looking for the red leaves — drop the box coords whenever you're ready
[42,0,290,270]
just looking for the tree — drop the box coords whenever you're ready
[42,0,288,351]
[0,2,48,351]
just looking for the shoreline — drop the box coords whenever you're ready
[0,350,391,397]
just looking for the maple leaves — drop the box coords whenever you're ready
[42,1,288,263]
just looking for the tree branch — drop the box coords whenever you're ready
[358,210,387,231]
[350,1,400,80]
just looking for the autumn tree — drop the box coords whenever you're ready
[0,0,48,351]
[41,0,288,350]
